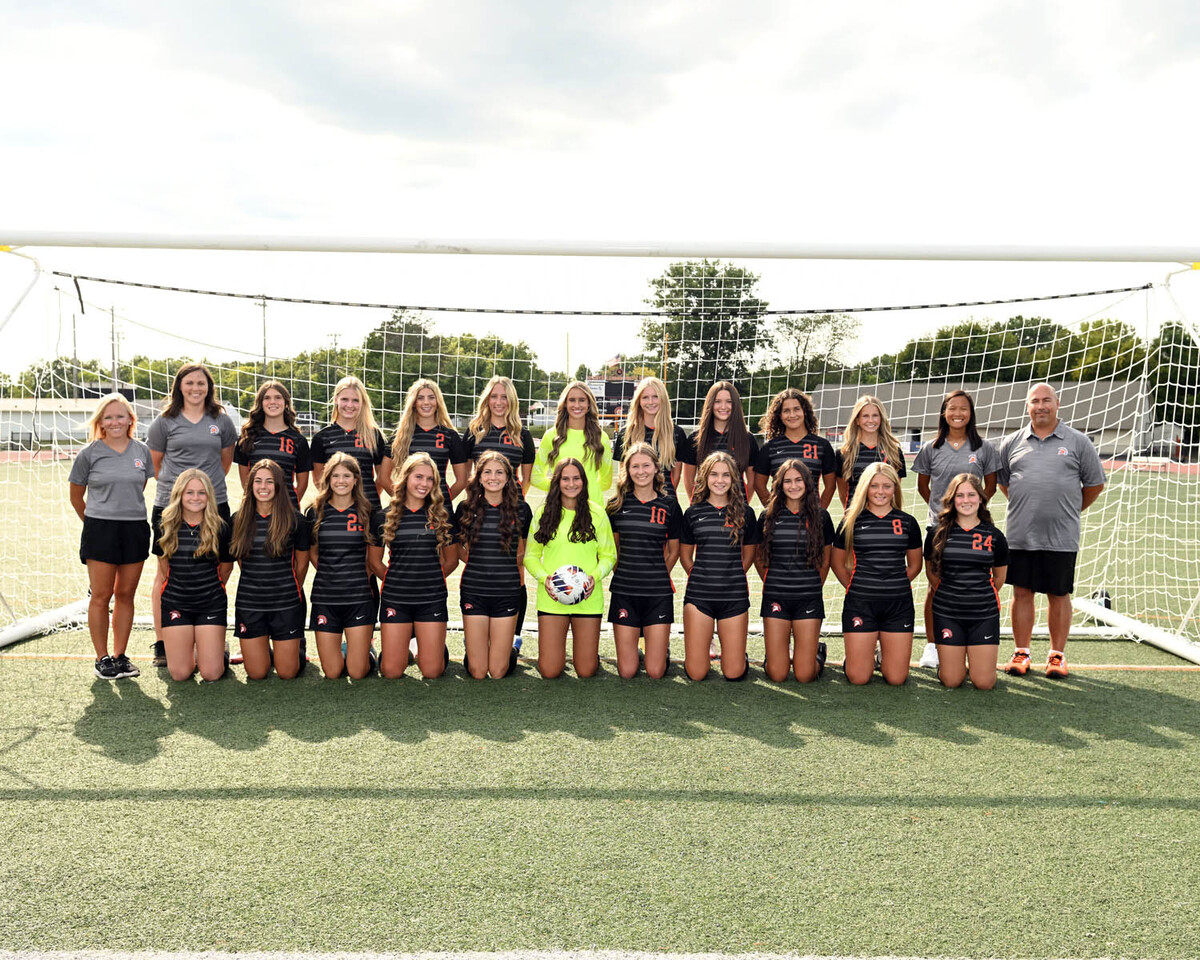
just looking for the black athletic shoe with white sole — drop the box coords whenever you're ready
[816,641,828,678]
[151,640,167,667]
[94,656,119,680]
[113,653,140,679]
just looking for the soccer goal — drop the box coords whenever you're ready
[2,234,1199,662]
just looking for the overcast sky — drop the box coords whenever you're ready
[2,0,1198,377]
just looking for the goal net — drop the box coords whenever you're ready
[2,248,1198,658]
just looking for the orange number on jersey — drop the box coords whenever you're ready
[802,444,817,460]
[347,513,363,533]
[892,519,904,536]
[435,433,445,449]
[354,435,364,448]
[278,437,294,455]
[650,506,667,525]
[971,533,993,551]
[501,434,517,447]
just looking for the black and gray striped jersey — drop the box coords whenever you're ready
[231,510,311,613]
[760,507,835,601]
[310,425,388,509]
[461,425,536,475]
[834,442,908,503]
[233,427,312,508]
[454,499,533,598]
[306,502,385,605]
[608,493,683,598]
[834,509,922,600]
[380,506,457,605]
[681,502,760,604]
[682,428,759,475]
[755,434,837,486]
[924,523,1009,620]
[155,521,233,610]
[395,424,467,503]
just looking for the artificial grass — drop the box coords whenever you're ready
[1,628,1199,957]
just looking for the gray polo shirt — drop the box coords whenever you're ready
[147,411,238,507]
[913,438,1000,527]
[68,439,154,520]
[997,421,1105,552]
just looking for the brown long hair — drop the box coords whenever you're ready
[758,459,824,569]
[459,450,523,554]
[692,451,746,546]
[759,388,818,438]
[547,381,605,471]
[607,442,666,516]
[695,381,751,472]
[163,362,224,419]
[928,473,995,576]
[382,452,453,549]
[535,458,597,545]
[237,380,297,456]
[231,459,297,559]
[311,451,376,545]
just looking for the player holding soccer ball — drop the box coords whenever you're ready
[524,458,615,679]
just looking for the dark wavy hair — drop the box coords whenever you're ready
[932,389,985,451]
[759,388,819,438]
[758,459,824,570]
[459,450,523,555]
[237,380,297,457]
[535,458,597,545]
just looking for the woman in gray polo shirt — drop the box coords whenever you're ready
[146,363,237,663]
[69,393,155,680]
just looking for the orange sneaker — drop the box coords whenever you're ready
[1004,649,1032,675]
[1046,651,1069,679]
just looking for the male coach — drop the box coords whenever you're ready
[997,383,1106,678]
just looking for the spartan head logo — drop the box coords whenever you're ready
[169,610,181,621]
[316,614,328,626]
[942,628,953,640]
[618,608,629,619]
[386,608,396,618]
[852,616,863,627]
[770,602,782,613]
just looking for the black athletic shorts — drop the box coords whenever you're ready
[842,594,915,634]
[684,595,750,621]
[932,612,1001,647]
[380,598,449,624]
[80,517,150,566]
[310,600,375,633]
[161,598,227,628]
[539,611,602,621]
[761,594,825,621]
[236,605,306,643]
[460,594,522,619]
[608,593,674,628]
[1006,549,1076,596]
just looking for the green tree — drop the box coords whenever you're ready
[1148,322,1200,452]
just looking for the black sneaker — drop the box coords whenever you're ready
[507,646,519,676]
[112,654,140,679]
[151,640,166,667]
[816,641,828,678]
[94,656,119,680]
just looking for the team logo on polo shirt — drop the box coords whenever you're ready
[134,458,145,469]
[968,454,977,464]
[209,425,220,434]
[852,616,863,627]
[1057,447,1068,455]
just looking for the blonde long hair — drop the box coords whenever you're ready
[392,378,454,463]
[85,393,137,441]
[330,376,381,455]
[839,394,903,480]
[382,453,453,548]
[607,442,666,516]
[620,377,677,471]
[548,380,605,471]
[311,451,376,545]
[158,469,224,559]
[468,375,523,445]
[840,461,903,559]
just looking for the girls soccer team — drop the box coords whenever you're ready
[71,366,1008,688]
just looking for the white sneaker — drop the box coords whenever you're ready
[919,642,939,669]
[408,637,419,658]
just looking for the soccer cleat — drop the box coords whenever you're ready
[512,636,523,654]
[508,646,519,676]
[1005,649,1032,675]
[919,642,939,669]
[408,636,418,665]
[94,656,119,680]
[151,640,167,667]
[709,639,720,661]
[112,654,140,679]
[816,641,828,678]
[1046,651,1069,679]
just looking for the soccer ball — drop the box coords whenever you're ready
[547,564,591,605]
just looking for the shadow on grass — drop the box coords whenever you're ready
[65,658,1200,764]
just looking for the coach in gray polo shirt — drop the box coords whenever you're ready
[997,383,1105,679]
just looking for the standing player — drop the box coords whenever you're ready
[68,393,154,679]
[681,381,758,499]
[912,390,999,670]
[835,395,907,508]
[532,381,613,504]
[611,377,688,489]
[390,378,469,505]
[924,473,1008,690]
[311,375,393,512]
[755,460,834,682]
[374,453,458,680]
[234,380,311,510]
[606,443,682,679]
[997,383,1105,679]
[680,452,760,681]
[525,459,616,679]
[755,388,837,508]
[305,452,385,680]
[455,451,533,680]
[154,470,234,682]
[147,362,237,664]
[831,462,923,685]
[229,460,311,680]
